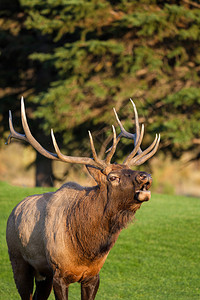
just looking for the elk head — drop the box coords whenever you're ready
[6,98,160,203]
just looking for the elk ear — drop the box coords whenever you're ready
[86,165,107,185]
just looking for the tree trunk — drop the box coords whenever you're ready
[35,152,54,187]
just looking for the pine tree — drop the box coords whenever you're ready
[1,0,200,186]
[23,0,200,157]
[0,0,55,186]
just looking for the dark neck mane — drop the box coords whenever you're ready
[66,184,141,263]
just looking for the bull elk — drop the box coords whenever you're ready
[6,98,160,300]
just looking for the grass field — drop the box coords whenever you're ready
[0,181,200,299]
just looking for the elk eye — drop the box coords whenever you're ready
[108,175,120,182]
[109,176,117,181]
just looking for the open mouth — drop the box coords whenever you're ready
[135,183,151,202]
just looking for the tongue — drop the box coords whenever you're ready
[136,190,151,202]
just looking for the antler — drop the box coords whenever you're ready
[109,99,160,166]
[6,97,160,169]
[6,97,118,170]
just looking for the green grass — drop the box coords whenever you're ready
[0,181,200,299]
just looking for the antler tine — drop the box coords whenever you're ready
[51,129,66,160]
[88,131,98,162]
[20,97,58,160]
[133,134,161,166]
[106,99,142,154]
[123,124,144,165]
[130,98,140,144]
[126,133,160,167]
[51,129,103,168]
[106,106,136,153]
[113,107,136,141]
[111,99,160,167]
[88,131,107,168]
[5,110,28,145]
[105,125,117,164]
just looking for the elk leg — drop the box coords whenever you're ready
[9,254,34,300]
[33,276,53,300]
[53,276,69,300]
[81,274,100,300]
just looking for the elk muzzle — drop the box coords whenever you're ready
[135,172,152,202]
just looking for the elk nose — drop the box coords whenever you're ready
[136,172,152,186]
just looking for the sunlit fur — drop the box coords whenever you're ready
[6,164,152,300]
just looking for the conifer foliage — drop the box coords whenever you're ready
[0,0,200,185]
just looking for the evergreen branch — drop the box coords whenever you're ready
[182,0,200,9]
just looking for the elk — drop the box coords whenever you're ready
[6,98,160,300]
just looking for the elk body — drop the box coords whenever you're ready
[6,99,160,300]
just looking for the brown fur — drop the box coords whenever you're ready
[6,165,152,300]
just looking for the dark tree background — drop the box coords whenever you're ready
[0,0,200,186]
